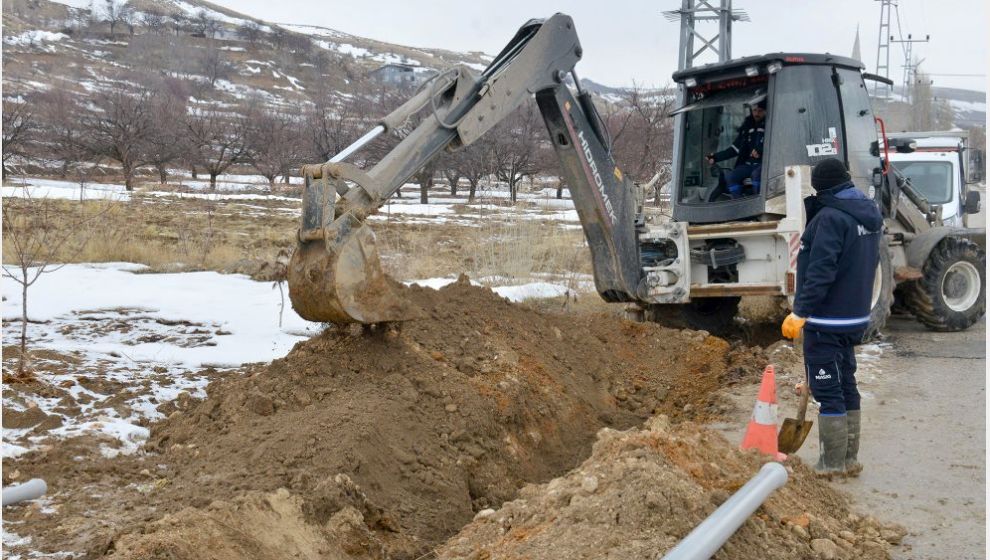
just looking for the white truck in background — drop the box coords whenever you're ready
[887,131,985,228]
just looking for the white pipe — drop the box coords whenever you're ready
[661,462,788,560]
[328,126,385,164]
[2,478,47,506]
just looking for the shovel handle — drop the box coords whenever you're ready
[795,375,811,423]
[794,333,810,423]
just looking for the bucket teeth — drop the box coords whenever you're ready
[288,216,422,324]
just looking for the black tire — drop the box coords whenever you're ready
[904,237,986,331]
[861,244,895,342]
[643,297,740,336]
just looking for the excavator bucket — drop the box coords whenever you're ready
[287,165,422,324]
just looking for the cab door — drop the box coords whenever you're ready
[835,67,880,193]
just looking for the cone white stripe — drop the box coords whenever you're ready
[751,401,778,426]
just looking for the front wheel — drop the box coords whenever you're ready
[904,237,986,331]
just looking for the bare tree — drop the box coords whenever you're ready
[194,9,221,39]
[270,26,288,50]
[145,94,189,184]
[414,161,437,204]
[198,45,233,86]
[491,103,543,202]
[168,12,186,36]
[35,89,86,178]
[609,84,675,183]
[184,110,249,188]
[82,89,154,190]
[307,91,363,161]
[441,157,462,196]
[2,99,35,169]
[103,0,124,36]
[245,106,303,189]
[141,7,167,35]
[119,1,137,35]
[453,136,495,201]
[2,193,106,375]
[237,20,263,46]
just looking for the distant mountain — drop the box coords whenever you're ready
[889,85,987,129]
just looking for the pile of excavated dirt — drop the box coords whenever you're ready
[103,279,767,558]
[439,417,905,560]
[106,417,904,560]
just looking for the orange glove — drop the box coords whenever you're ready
[781,313,806,339]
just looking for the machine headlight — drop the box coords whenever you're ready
[766,61,783,74]
[684,77,697,88]
[745,65,759,77]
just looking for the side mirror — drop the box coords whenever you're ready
[964,191,981,215]
[890,137,917,153]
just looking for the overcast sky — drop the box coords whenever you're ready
[213,0,987,92]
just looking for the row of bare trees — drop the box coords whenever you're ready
[4,75,676,198]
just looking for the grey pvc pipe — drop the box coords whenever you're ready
[2,478,47,506]
[660,462,788,560]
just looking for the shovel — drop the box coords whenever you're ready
[778,371,814,454]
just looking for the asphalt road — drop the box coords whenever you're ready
[793,316,986,559]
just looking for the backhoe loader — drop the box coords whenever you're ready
[287,13,985,337]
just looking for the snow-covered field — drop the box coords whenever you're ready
[1,262,585,459]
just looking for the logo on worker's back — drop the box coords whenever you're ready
[814,368,832,380]
[856,224,876,236]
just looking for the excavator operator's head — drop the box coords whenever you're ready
[750,99,767,122]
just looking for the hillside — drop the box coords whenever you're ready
[2,0,493,114]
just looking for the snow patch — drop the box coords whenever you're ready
[2,179,129,201]
[4,30,69,46]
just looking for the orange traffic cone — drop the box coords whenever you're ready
[741,365,787,461]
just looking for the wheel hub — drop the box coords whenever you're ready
[941,261,981,313]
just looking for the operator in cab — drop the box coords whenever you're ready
[706,99,766,198]
[781,158,883,478]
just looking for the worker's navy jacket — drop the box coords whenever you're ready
[713,115,765,168]
[793,182,884,332]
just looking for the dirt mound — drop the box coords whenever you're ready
[439,417,905,560]
[109,484,386,560]
[107,417,903,560]
[131,279,763,558]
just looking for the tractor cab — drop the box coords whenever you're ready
[670,53,879,224]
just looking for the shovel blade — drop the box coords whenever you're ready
[288,217,422,324]
[777,418,814,454]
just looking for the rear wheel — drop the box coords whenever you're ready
[904,237,986,331]
[862,245,894,342]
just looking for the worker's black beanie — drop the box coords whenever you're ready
[811,158,851,191]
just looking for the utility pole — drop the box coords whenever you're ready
[892,33,930,103]
[874,0,894,99]
[663,0,749,71]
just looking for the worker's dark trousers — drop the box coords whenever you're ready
[803,328,863,416]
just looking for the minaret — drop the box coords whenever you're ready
[851,24,862,62]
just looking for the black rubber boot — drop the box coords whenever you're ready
[845,410,863,477]
[814,414,849,478]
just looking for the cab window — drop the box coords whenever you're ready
[765,66,845,197]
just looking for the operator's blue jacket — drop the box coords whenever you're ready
[713,115,765,168]
[793,181,884,333]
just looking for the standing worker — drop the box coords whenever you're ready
[781,158,883,477]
